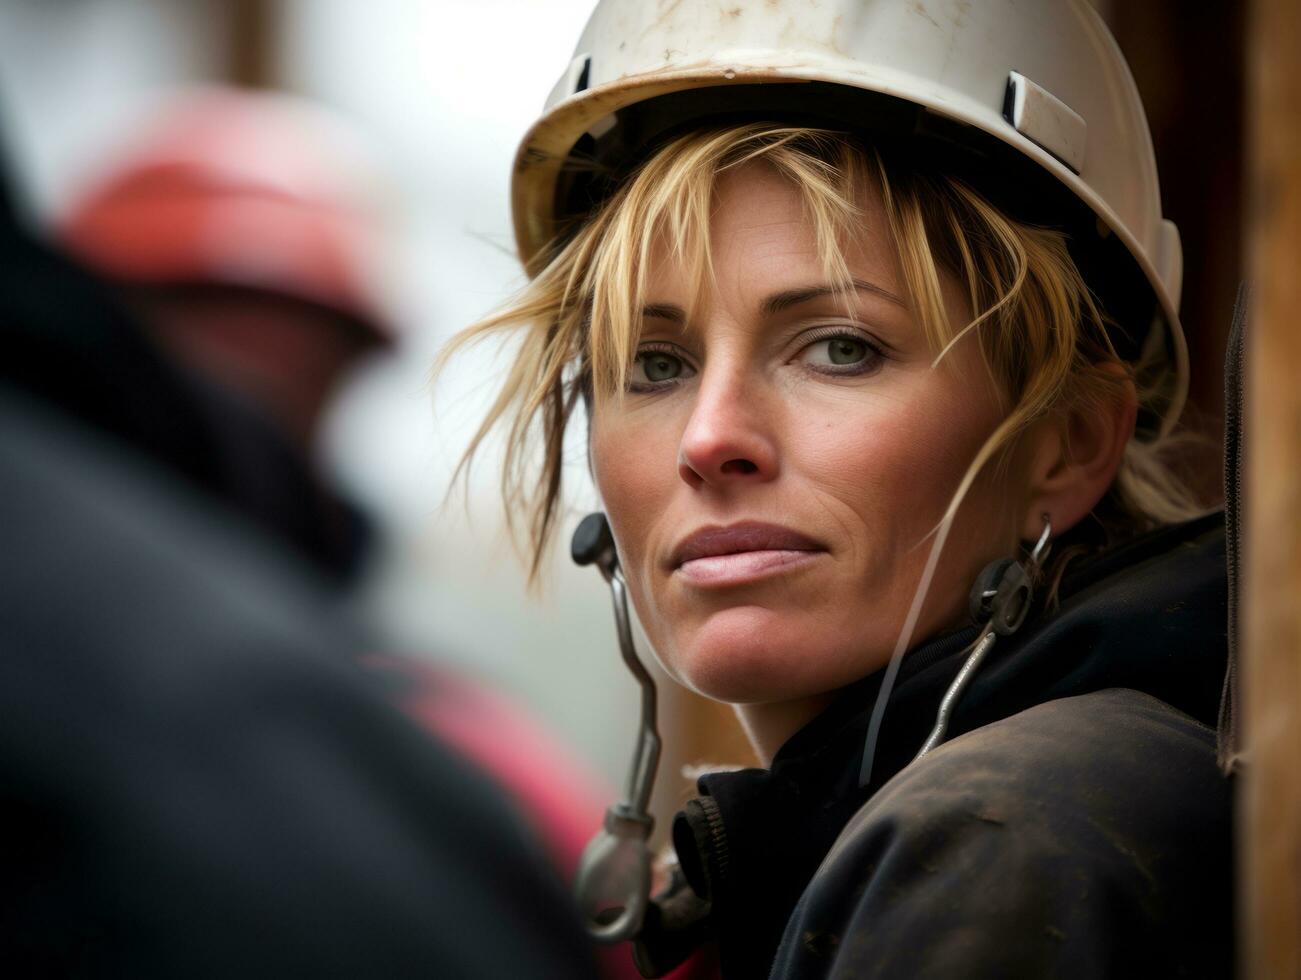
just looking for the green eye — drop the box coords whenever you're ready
[827,337,868,365]
[631,348,691,387]
[798,332,883,375]
[643,352,682,380]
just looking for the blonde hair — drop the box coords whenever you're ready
[439,123,1205,583]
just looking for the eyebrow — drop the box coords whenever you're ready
[763,279,905,314]
[639,279,905,322]
[641,303,684,322]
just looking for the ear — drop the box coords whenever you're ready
[1019,369,1138,541]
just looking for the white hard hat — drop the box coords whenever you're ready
[512,0,1187,434]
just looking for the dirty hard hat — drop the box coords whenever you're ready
[511,0,1188,435]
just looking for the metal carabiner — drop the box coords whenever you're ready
[914,516,1053,761]
[571,513,662,943]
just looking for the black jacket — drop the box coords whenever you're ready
[646,515,1231,978]
[0,194,599,977]
[0,190,369,585]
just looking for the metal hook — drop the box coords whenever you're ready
[914,515,1053,761]
[570,513,661,943]
[1030,514,1053,567]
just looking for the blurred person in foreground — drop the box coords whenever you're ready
[50,86,664,980]
[57,87,394,586]
[0,93,601,975]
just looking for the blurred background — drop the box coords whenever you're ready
[0,0,1243,837]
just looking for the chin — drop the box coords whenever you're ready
[666,605,840,704]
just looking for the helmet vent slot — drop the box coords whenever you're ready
[573,55,592,96]
[1003,71,1087,175]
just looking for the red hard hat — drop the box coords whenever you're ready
[59,87,395,342]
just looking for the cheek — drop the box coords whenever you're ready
[794,385,980,534]
[788,380,1014,614]
[589,409,689,677]
[589,408,679,565]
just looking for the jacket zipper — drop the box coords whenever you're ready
[698,794,730,896]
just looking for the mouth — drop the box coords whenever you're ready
[670,522,827,587]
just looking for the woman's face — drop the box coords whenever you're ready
[590,161,1028,713]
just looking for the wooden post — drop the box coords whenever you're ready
[225,0,278,89]
[1243,0,1301,975]
[1103,1,1245,500]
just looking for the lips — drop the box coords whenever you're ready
[669,522,826,586]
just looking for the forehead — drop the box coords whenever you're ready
[646,159,898,297]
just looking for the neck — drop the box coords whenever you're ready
[735,694,836,766]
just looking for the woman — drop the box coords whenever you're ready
[443,1,1232,976]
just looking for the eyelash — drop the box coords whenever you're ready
[628,342,696,393]
[795,325,888,377]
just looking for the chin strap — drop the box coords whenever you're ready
[913,517,1053,762]
[571,513,663,944]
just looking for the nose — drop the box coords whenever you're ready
[677,367,779,489]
